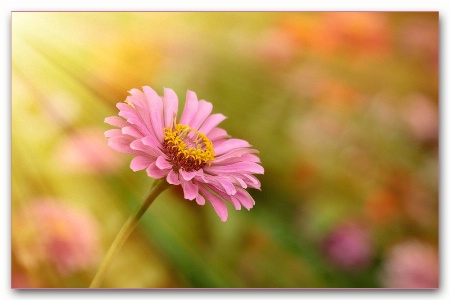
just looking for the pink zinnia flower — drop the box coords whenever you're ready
[105,87,263,221]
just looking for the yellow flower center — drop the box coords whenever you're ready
[163,124,214,172]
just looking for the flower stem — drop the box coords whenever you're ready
[89,179,170,288]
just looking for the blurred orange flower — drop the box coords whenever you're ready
[280,12,392,59]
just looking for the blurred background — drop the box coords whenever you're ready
[11,12,439,288]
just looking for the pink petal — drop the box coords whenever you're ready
[129,139,147,152]
[127,88,148,108]
[166,170,181,185]
[155,155,172,170]
[116,102,136,115]
[108,136,136,154]
[141,134,162,150]
[194,169,209,183]
[235,177,247,189]
[199,185,228,222]
[139,136,164,157]
[117,104,146,129]
[243,174,261,190]
[181,180,199,200]
[240,154,261,163]
[214,154,261,165]
[213,148,259,163]
[146,162,169,179]
[201,173,244,192]
[179,169,197,181]
[130,156,153,171]
[216,177,237,195]
[116,110,140,126]
[122,126,144,138]
[228,195,242,210]
[117,104,153,138]
[179,90,198,125]
[189,100,213,130]
[126,89,157,138]
[105,129,122,138]
[163,88,178,128]
[234,189,255,210]
[196,193,205,205]
[214,139,251,156]
[105,116,127,128]
[130,139,160,158]
[198,113,227,135]
[207,128,229,142]
[206,161,264,174]
[206,183,240,210]
[143,86,164,143]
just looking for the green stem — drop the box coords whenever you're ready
[89,179,170,288]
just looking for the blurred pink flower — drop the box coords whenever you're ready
[380,240,439,288]
[55,128,123,173]
[105,86,263,221]
[402,94,438,144]
[399,16,438,72]
[12,199,100,276]
[321,221,373,271]
[11,271,33,288]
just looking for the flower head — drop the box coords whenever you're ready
[380,240,439,288]
[105,87,263,221]
[321,221,373,271]
[12,198,100,276]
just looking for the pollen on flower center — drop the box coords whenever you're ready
[162,124,215,172]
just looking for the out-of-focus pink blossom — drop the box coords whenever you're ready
[402,94,438,144]
[11,271,33,288]
[321,221,373,271]
[380,240,439,288]
[12,199,100,276]
[399,17,439,71]
[55,128,123,173]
